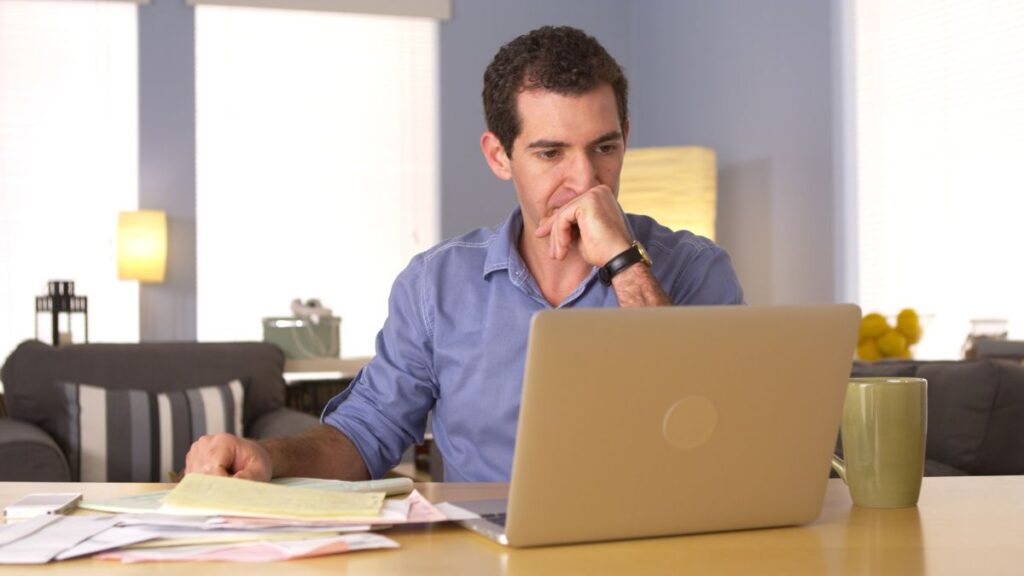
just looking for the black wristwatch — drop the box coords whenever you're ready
[598,241,652,285]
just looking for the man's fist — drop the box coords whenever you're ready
[184,433,273,481]
[534,185,631,267]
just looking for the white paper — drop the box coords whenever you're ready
[272,477,413,496]
[124,525,371,548]
[80,491,167,514]
[115,514,369,533]
[56,526,156,561]
[0,516,118,564]
[111,514,213,528]
[0,516,61,547]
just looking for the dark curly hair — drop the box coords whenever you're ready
[483,26,629,158]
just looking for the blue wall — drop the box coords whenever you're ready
[139,0,197,341]
[628,0,837,305]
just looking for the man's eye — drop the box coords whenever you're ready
[537,149,560,160]
[596,143,619,154]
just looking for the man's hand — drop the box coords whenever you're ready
[184,426,369,482]
[185,433,273,481]
[534,185,632,267]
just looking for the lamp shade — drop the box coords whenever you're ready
[118,210,167,283]
[618,146,717,240]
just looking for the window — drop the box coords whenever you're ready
[853,0,1024,358]
[195,6,439,357]
[0,0,139,360]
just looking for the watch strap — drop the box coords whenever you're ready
[598,241,650,286]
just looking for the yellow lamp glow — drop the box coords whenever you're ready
[118,210,167,283]
[618,146,717,240]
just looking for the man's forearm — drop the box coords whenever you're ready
[260,424,370,481]
[611,263,671,307]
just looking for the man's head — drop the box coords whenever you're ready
[482,26,629,159]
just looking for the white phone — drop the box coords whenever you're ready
[3,493,82,519]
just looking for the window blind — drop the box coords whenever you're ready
[195,5,439,357]
[0,0,139,361]
[855,0,1024,358]
[185,0,450,20]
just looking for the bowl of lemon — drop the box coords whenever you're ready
[857,308,924,361]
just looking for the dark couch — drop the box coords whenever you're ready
[847,358,1024,476]
[0,340,319,481]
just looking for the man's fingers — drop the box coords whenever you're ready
[185,433,243,476]
[552,208,580,260]
[535,216,553,238]
[233,468,258,480]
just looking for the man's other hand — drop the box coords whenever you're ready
[184,433,273,481]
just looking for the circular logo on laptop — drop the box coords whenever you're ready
[662,396,718,450]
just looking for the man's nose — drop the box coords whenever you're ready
[565,152,599,193]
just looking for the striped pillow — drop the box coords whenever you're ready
[62,380,245,482]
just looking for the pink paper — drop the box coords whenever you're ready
[98,533,398,563]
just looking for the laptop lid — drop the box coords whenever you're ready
[503,304,860,547]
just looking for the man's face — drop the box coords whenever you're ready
[503,84,627,235]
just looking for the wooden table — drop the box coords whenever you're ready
[2,476,1023,575]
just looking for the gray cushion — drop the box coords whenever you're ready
[925,358,1024,475]
[851,358,1024,476]
[917,361,1001,474]
[0,418,70,481]
[62,380,245,482]
[248,407,320,440]
[1,340,286,469]
[851,360,920,378]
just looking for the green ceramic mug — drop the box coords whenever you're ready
[831,377,928,508]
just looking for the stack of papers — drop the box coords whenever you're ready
[0,475,451,564]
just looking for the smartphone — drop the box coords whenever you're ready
[3,493,82,519]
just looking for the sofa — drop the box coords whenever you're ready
[0,340,320,482]
[847,358,1024,476]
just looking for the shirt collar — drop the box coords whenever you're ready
[482,208,528,284]
[481,208,604,308]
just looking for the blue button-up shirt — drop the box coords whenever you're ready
[322,208,743,482]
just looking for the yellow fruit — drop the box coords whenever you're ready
[860,313,890,340]
[857,339,882,362]
[896,308,923,345]
[877,329,908,358]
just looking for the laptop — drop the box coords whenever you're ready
[456,304,860,547]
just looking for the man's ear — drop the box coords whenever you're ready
[480,131,512,181]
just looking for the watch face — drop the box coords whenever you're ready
[635,241,652,266]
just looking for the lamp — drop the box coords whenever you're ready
[118,210,167,283]
[35,280,88,346]
[617,146,717,240]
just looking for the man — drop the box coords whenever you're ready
[185,25,743,483]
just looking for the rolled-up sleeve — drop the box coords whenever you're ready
[675,244,745,305]
[321,256,437,479]
[656,235,744,306]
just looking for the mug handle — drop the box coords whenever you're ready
[831,455,848,484]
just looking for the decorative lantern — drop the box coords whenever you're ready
[35,280,88,346]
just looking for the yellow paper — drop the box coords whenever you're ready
[161,475,385,519]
